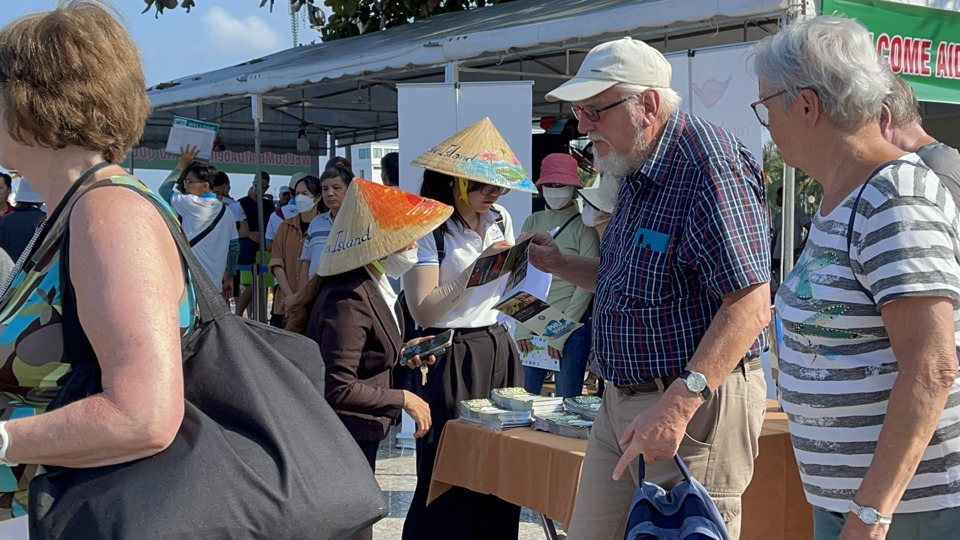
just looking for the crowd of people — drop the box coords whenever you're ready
[0,2,954,540]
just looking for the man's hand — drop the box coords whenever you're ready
[516,338,532,355]
[547,345,563,359]
[177,145,200,171]
[612,395,691,480]
[521,231,565,274]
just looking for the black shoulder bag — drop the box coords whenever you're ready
[28,180,386,539]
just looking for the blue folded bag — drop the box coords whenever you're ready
[624,455,730,540]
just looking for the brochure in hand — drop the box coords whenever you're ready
[490,387,564,416]
[466,238,532,288]
[519,336,560,372]
[563,396,602,421]
[467,237,582,340]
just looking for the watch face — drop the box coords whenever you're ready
[684,371,707,393]
[860,507,880,525]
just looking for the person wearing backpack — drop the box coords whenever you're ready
[401,118,538,540]
[515,153,599,398]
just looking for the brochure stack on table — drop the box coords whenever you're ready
[532,413,594,439]
[490,387,564,416]
[563,396,602,421]
[459,398,533,431]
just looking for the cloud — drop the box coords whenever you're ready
[202,7,283,55]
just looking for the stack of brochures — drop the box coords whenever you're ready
[563,396,602,421]
[532,412,594,439]
[459,398,533,431]
[491,387,564,416]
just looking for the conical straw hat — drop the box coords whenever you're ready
[411,117,537,193]
[316,178,453,277]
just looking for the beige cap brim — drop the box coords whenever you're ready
[545,77,619,103]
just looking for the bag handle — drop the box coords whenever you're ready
[637,454,694,484]
[65,182,230,322]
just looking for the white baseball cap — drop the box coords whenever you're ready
[546,37,672,103]
[289,172,308,191]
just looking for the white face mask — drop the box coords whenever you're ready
[581,204,611,228]
[379,248,418,279]
[295,194,318,213]
[542,186,575,210]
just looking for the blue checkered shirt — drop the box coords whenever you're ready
[595,111,770,386]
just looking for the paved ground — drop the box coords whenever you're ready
[371,426,564,540]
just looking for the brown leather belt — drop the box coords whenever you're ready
[615,357,763,396]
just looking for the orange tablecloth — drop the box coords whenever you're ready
[427,401,813,539]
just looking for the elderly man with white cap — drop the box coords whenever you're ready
[527,37,771,538]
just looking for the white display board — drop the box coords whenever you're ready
[688,43,764,165]
[397,81,534,228]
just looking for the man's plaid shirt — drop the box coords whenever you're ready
[595,110,770,386]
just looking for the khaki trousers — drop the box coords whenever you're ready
[566,367,767,540]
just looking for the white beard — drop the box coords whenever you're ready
[592,113,650,178]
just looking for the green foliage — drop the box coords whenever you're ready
[762,140,820,217]
[143,0,517,41]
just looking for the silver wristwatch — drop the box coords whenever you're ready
[849,500,892,525]
[679,370,712,401]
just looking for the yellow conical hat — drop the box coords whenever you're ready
[315,178,453,277]
[411,117,537,193]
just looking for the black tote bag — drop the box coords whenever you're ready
[27,180,387,539]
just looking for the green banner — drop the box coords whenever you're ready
[822,0,960,104]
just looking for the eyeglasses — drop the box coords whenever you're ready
[463,179,510,196]
[572,95,638,123]
[475,183,510,196]
[750,89,788,127]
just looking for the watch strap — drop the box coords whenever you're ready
[849,500,893,525]
[679,370,713,401]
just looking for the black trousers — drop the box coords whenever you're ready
[402,324,524,540]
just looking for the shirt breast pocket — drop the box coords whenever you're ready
[618,230,675,305]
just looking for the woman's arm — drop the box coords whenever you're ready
[4,187,185,467]
[843,296,958,537]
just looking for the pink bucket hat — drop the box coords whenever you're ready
[536,153,582,187]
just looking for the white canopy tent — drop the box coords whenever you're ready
[144,0,795,322]
[143,0,791,154]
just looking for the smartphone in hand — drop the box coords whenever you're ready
[400,329,455,366]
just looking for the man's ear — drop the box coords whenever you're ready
[640,89,662,125]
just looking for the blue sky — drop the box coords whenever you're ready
[0,1,310,195]
[0,1,303,86]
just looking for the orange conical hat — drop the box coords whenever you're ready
[315,178,453,277]
[411,117,537,193]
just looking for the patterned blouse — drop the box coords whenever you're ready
[0,175,197,518]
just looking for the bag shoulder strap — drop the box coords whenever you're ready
[189,203,227,247]
[64,182,229,321]
[846,159,916,303]
[552,214,579,240]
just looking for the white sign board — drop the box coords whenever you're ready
[397,81,534,229]
[165,116,220,161]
